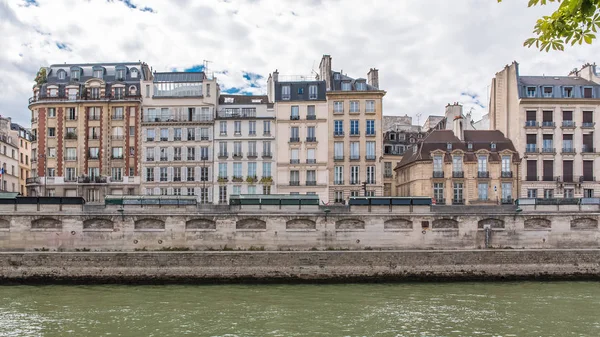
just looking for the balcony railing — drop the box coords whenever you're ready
[305,181,317,186]
[526,175,538,181]
[334,132,344,137]
[541,147,555,153]
[334,180,344,185]
[542,175,554,182]
[525,121,538,127]
[290,159,300,164]
[435,198,446,205]
[525,145,538,153]
[452,199,465,205]
[112,114,124,121]
[247,152,258,158]
[350,155,360,160]
[65,133,77,140]
[582,146,596,153]
[307,115,316,120]
[334,155,344,161]
[365,132,376,137]
[233,153,243,159]
[306,137,317,142]
[262,152,272,158]
[561,147,576,154]
[477,171,489,178]
[77,176,108,184]
[501,197,514,205]
[452,171,464,178]
[29,93,142,104]
[562,120,576,128]
[306,159,316,164]
[111,155,124,160]
[142,114,213,123]
[111,135,124,140]
[289,137,300,143]
[26,177,40,184]
[433,171,444,178]
[501,171,513,178]
[349,132,360,137]
[350,180,360,185]
[384,173,393,178]
[581,176,596,182]
[217,108,257,118]
[366,155,376,161]
[160,156,168,161]
[289,181,300,186]
[218,152,228,158]
[541,121,555,127]
[582,122,595,128]
[290,115,300,120]
[174,155,181,161]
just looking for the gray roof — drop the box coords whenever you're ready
[519,76,598,86]
[219,95,268,105]
[330,71,379,91]
[153,72,206,83]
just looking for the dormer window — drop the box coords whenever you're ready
[467,142,473,150]
[308,85,317,99]
[390,133,396,141]
[57,70,66,80]
[583,86,594,98]
[281,85,291,100]
[526,86,536,98]
[491,142,497,150]
[70,69,80,80]
[131,68,138,78]
[563,86,573,98]
[116,69,125,81]
[341,82,351,91]
[543,86,553,98]
[447,142,452,151]
[334,73,340,80]
[298,87,304,94]
[356,82,366,91]
[93,69,103,79]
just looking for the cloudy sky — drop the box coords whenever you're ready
[1,0,598,126]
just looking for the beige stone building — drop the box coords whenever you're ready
[267,71,329,202]
[0,117,20,193]
[10,122,33,195]
[140,71,218,203]
[318,55,385,203]
[28,62,146,200]
[395,117,520,205]
[489,61,600,199]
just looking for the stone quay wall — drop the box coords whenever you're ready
[1,250,599,283]
[0,203,598,251]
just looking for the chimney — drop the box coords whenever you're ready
[272,69,279,82]
[367,68,379,89]
[453,115,464,141]
[267,70,278,103]
[319,55,332,90]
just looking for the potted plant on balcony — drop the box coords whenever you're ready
[232,176,243,183]
[260,176,273,185]
[246,176,257,183]
[217,177,228,184]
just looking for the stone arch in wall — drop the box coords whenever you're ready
[83,218,114,230]
[570,218,598,230]
[286,219,316,230]
[236,218,266,230]
[186,219,216,230]
[384,218,413,230]
[0,218,9,229]
[31,217,62,230]
[335,218,365,230]
[134,218,165,230]
[478,218,505,229]
[524,218,551,230]
[432,218,459,229]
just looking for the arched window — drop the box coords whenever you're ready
[129,85,137,95]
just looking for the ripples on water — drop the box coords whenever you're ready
[0,282,598,337]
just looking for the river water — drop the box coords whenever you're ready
[0,282,599,337]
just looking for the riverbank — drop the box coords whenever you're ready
[1,250,600,283]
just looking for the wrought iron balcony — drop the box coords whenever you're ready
[305,181,317,186]
[262,152,272,158]
[541,121,555,127]
[501,171,513,178]
[452,199,465,205]
[525,121,538,127]
[561,147,576,154]
[289,137,300,143]
[289,181,300,186]
[306,137,317,142]
[452,171,464,178]
[307,115,316,120]
[432,171,444,178]
[290,159,300,164]
[541,147,555,153]
[306,159,316,164]
[582,122,595,128]
[562,120,576,128]
[477,171,489,178]
[526,175,538,181]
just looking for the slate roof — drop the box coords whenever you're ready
[330,71,380,91]
[519,76,598,87]
[396,130,519,169]
[219,95,269,105]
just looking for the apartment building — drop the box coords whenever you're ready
[140,72,218,203]
[28,63,146,200]
[382,115,424,196]
[395,117,520,205]
[10,122,33,195]
[214,95,276,203]
[318,55,386,203]
[267,71,329,202]
[0,117,20,193]
[489,61,600,198]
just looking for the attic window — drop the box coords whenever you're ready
[447,142,452,151]
[116,69,125,81]
[526,86,536,98]
[57,70,66,80]
[224,97,234,103]
[467,142,473,150]
[390,133,396,141]
[341,82,351,91]
[491,142,497,150]
[563,86,573,98]
[356,82,366,91]
[70,69,80,80]
[93,69,103,79]
[543,86,553,98]
[131,68,138,79]
[298,87,304,94]
[334,73,340,80]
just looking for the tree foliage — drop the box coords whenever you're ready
[499,0,600,51]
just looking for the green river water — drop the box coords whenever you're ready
[0,282,599,337]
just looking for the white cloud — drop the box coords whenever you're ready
[0,0,597,126]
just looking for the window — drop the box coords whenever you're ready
[172,167,181,182]
[351,166,360,184]
[131,68,138,78]
[291,127,299,140]
[350,142,359,160]
[334,166,344,184]
[309,85,318,99]
[112,107,124,120]
[307,148,315,163]
[248,162,257,178]
[563,86,573,98]
[453,183,464,204]
[111,168,123,182]
[335,191,344,203]
[173,147,181,161]
[112,147,123,159]
[350,101,359,113]
[66,148,77,161]
[199,188,209,203]
[248,185,256,195]
[478,155,487,173]
[187,147,196,161]
[219,163,227,179]
[232,185,241,195]
[334,101,344,113]
[366,166,375,184]
[543,86,553,98]
[58,70,66,80]
[183,167,193,181]
[200,147,208,160]
[298,87,304,95]
[187,128,196,141]
[234,121,242,135]
[219,186,228,203]
[290,170,300,184]
[146,85,150,98]
[93,69,103,79]
[159,128,168,141]
[281,85,291,100]
[65,167,76,182]
[543,189,554,199]
[116,69,125,80]
[47,147,56,158]
[234,141,242,157]
[249,121,256,135]
[146,168,154,182]
[90,87,100,99]
[220,121,227,135]
[478,183,488,200]
[356,82,366,91]
[200,127,209,140]
[291,106,300,119]
[366,141,376,160]
[200,166,209,181]
[88,107,100,120]
[584,189,594,198]
[89,147,99,159]
[563,134,573,151]
[452,156,463,173]
[564,189,574,198]
[501,182,512,202]
[187,187,195,196]
[350,120,359,135]
[158,167,167,182]
[341,82,351,91]
[248,141,257,157]
[71,69,79,80]
[526,86,536,97]
[366,120,375,135]
[433,155,443,173]
[262,162,271,178]
[502,155,511,174]
[291,149,299,163]
[47,168,55,177]
[434,183,444,203]
[366,100,375,112]
[583,87,593,98]
[219,142,227,156]
[527,189,537,198]
[306,170,316,184]
[48,127,56,137]
[206,83,211,97]
[173,128,182,141]
[334,142,344,160]
[67,108,76,120]
[263,121,271,135]
[334,120,344,136]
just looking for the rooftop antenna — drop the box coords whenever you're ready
[416,112,422,126]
